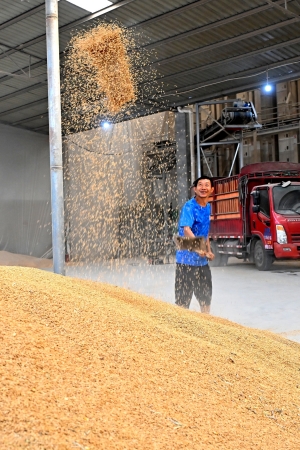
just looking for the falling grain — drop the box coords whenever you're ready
[73,24,136,113]
[61,21,174,268]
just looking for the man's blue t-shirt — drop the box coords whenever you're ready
[176,198,211,266]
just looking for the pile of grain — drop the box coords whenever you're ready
[1,266,299,449]
[0,251,52,269]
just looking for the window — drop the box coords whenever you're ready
[273,185,300,215]
[259,189,270,217]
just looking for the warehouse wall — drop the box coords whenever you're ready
[0,124,52,257]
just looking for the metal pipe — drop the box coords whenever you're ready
[45,0,65,275]
[195,103,201,177]
[200,147,213,177]
[177,106,195,182]
[198,140,239,145]
[229,144,240,177]
[196,99,241,106]
[239,133,244,169]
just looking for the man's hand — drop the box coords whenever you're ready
[195,250,214,260]
[206,251,215,261]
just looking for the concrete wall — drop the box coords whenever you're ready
[278,131,299,163]
[0,124,51,256]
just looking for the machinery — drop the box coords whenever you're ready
[195,99,262,178]
[209,162,300,270]
[199,99,261,146]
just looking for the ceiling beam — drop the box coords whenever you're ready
[0,0,296,89]
[172,69,300,107]
[143,0,288,50]
[132,0,213,29]
[0,81,47,102]
[0,40,45,64]
[0,117,47,134]
[32,125,49,134]
[0,4,47,63]
[12,111,48,126]
[0,0,296,90]
[152,35,300,84]
[160,54,300,99]
[152,15,300,67]
[264,0,300,19]
[0,0,137,62]
[0,60,47,85]
[0,3,45,31]
[0,97,48,118]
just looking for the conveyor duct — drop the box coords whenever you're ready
[199,100,261,146]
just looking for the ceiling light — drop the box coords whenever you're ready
[264,70,272,93]
[264,84,272,92]
[64,0,112,13]
[101,121,111,129]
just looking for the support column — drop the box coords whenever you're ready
[45,0,65,275]
[175,112,191,211]
[195,103,201,177]
[239,133,244,170]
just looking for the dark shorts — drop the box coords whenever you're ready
[175,263,212,309]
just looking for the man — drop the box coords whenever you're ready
[175,175,214,313]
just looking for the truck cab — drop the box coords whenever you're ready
[209,162,300,271]
[250,181,300,270]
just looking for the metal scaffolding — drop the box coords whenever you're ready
[195,99,261,177]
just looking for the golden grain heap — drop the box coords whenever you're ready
[1,266,300,450]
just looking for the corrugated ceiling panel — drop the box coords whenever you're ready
[18,116,48,128]
[104,0,197,27]
[3,103,48,124]
[0,92,46,113]
[1,0,300,132]
[0,0,44,23]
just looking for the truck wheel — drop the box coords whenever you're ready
[209,241,227,267]
[254,240,273,271]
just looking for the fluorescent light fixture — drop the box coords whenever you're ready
[64,0,112,13]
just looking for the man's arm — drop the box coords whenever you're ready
[183,226,195,238]
[206,235,215,260]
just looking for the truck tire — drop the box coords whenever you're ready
[254,240,273,271]
[209,241,227,267]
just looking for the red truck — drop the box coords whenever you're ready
[209,162,300,270]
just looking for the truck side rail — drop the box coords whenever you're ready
[210,176,240,220]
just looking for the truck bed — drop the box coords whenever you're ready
[210,175,243,238]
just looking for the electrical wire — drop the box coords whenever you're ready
[159,60,300,98]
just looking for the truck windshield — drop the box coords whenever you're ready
[273,185,300,215]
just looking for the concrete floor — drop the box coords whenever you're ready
[65,258,300,344]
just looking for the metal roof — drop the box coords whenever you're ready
[1,0,300,134]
